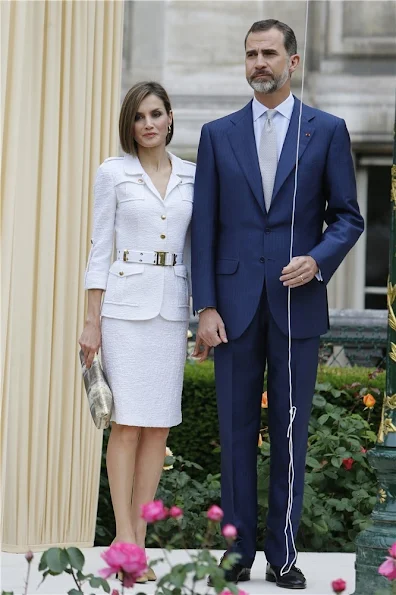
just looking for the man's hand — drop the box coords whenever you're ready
[192,308,228,362]
[280,256,319,288]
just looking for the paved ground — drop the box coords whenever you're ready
[1,548,355,595]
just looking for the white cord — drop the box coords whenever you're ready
[280,0,310,576]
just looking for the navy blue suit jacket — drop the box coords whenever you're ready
[191,98,364,340]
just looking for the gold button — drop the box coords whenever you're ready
[161,215,166,220]
[160,234,166,239]
[119,271,124,276]
[138,178,144,184]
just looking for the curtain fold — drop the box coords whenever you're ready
[1,0,123,552]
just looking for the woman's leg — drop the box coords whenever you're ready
[106,422,141,542]
[131,426,169,548]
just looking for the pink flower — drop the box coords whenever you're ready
[221,591,248,595]
[389,542,396,559]
[331,578,347,593]
[222,524,237,539]
[169,505,183,519]
[141,500,168,523]
[25,551,34,563]
[342,458,354,470]
[379,557,396,581]
[111,591,120,595]
[207,505,224,522]
[360,447,367,454]
[99,542,147,585]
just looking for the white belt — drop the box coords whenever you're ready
[116,249,184,266]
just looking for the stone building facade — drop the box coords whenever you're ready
[122,0,396,310]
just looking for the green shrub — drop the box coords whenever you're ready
[258,396,377,552]
[95,365,384,551]
[169,363,384,480]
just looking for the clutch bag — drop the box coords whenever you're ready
[79,349,113,429]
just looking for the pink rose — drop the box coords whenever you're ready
[379,557,396,581]
[331,578,347,593]
[141,500,168,523]
[169,506,183,519]
[389,542,396,559]
[99,542,147,584]
[207,505,224,522]
[222,524,237,539]
[25,551,34,563]
[220,591,248,595]
[111,591,120,595]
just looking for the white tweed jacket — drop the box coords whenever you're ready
[85,152,195,322]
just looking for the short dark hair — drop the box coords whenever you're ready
[119,81,174,156]
[244,19,297,56]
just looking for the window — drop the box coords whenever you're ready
[364,163,392,309]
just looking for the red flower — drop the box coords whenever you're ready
[331,578,347,593]
[342,458,354,470]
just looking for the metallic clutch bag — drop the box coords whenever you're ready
[79,350,113,429]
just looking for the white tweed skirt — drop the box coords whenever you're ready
[101,315,189,427]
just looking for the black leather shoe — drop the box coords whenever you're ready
[207,553,251,587]
[266,563,307,589]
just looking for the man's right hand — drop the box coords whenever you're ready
[192,308,228,362]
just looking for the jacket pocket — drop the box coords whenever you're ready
[116,179,144,202]
[104,261,145,306]
[180,180,194,202]
[216,259,239,275]
[174,266,189,307]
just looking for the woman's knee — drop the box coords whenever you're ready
[111,423,141,444]
[142,427,169,442]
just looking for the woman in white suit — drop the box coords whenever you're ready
[79,82,195,581]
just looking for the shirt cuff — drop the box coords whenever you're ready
[315,270,323,282]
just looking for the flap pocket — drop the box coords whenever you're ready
[108,261,145,277]
[116,179,144,202]
[180,180,194,202]
[174,265,188,279]
[216,259,239,275]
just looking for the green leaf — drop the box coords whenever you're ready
[38,551,48,571]
[66,548,85,571]
[68,590,83,595]
[312,394,327,408]
[306,457,321,469]
[46,548,69,573]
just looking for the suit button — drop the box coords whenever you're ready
[119,271,124,276]
[161,215,166,220]
[137,178,144,184]
[260,257,265,263]
[265,228,271,234]
[160,234,166,239]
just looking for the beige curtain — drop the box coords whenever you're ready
[1,0,123,552]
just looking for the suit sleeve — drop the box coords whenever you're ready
[84,164,117,290]
[308,119,364,284]
[191,124,219,311]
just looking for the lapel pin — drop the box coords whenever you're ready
[305,132,311,137]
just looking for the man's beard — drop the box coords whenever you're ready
[248,63,290,94]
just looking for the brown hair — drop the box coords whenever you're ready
[245,19,297,56]
[119,81,174,156]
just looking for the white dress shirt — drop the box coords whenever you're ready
[252,93,322,281]
[252,92,294,159]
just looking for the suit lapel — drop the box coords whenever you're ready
[228,102,266,214]
[272,98,315,203]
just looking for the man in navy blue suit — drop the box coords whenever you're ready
[192,19,364,590]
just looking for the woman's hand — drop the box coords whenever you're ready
[79,320,101,369]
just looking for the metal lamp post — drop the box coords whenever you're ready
[353,109,396,594]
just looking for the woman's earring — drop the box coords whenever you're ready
[168,124,172,134]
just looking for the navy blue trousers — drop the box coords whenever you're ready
[214,287,320,567]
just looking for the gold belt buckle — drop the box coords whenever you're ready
[123,250,129,262]
[156,251,167,266]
